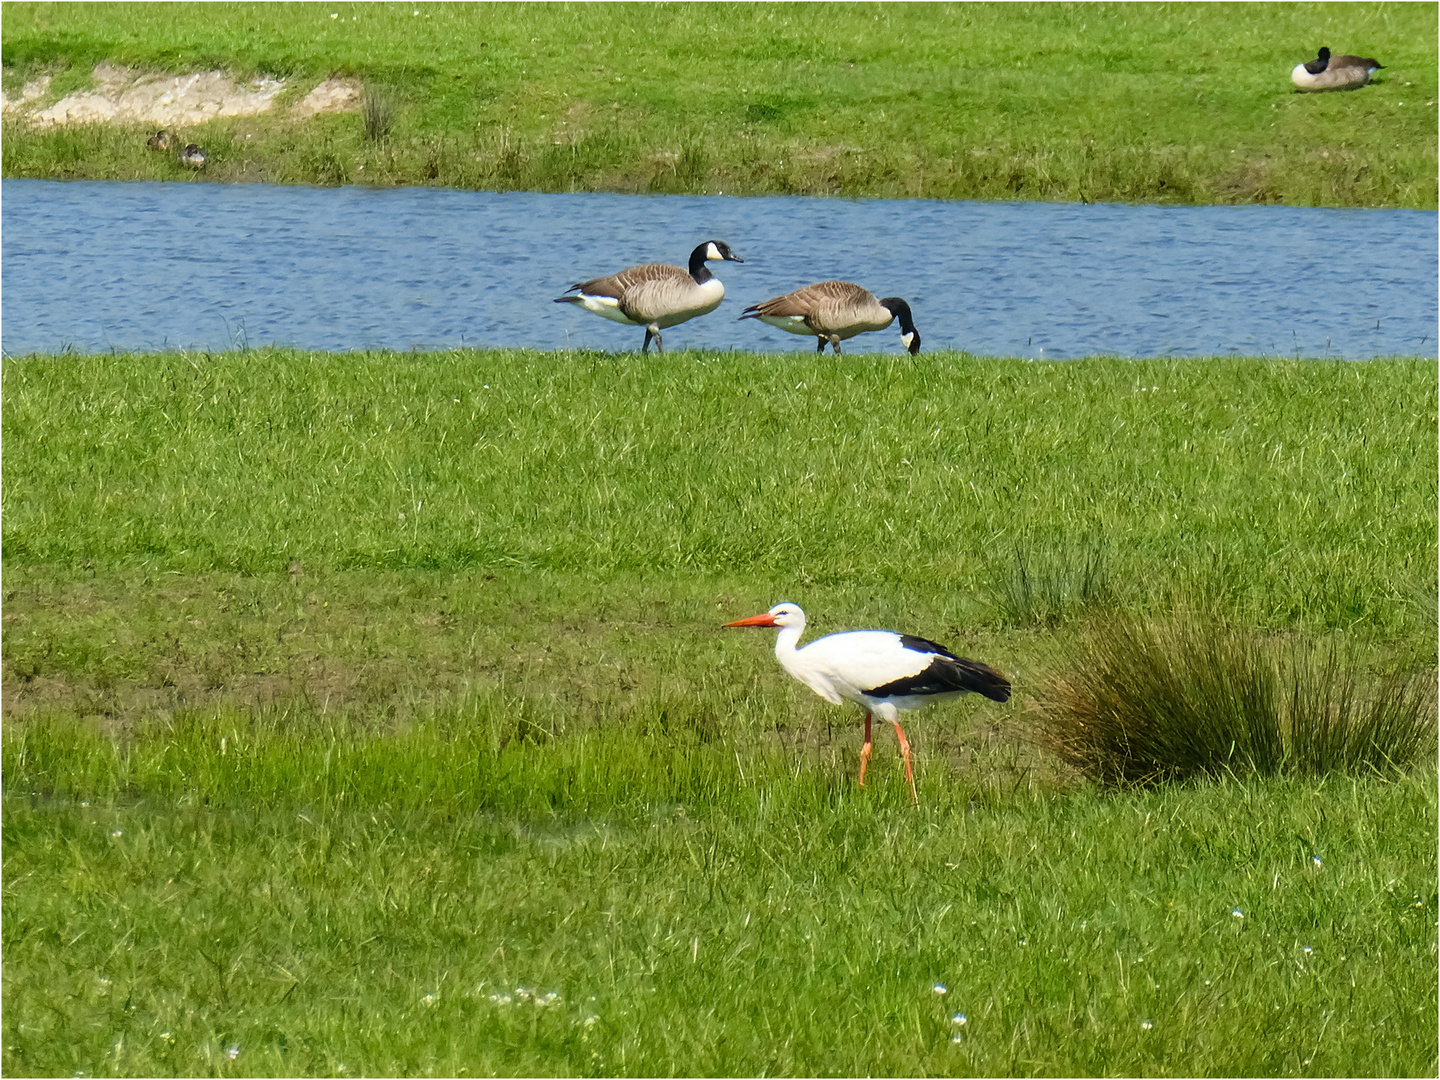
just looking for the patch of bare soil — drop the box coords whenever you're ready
[0,64,362,127]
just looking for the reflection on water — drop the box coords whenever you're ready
[2,179,1435,359]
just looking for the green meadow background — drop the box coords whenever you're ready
[4,1,1439,1075]
[3,350,1436,1075]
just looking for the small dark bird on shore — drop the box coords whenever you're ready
[146,129,177,151]
[179,144,208,168]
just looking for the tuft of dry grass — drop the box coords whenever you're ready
[1029,614,1436,785]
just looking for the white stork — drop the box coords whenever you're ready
[724,603,1011,803]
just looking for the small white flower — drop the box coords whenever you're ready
[951,1034,963,1044]
[159,1032,171,1041]
[932,983,947,995]
[1303,945,1313,955]
[951,1013,967,1025]
[1141,1020,1153,1030]
[329,12,338,17]
[226,1045,240,1060]
[1231,908,1243,919]
[422,993,437,1006]
[584,1015,598,1027]
[111,829,123,837]
[1312,856,1322,868]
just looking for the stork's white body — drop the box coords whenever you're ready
[772,625,962,722]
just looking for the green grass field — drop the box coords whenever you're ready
[3,349,1437,1075]
[3,2,1437,207]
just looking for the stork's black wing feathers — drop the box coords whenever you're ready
[867,642,1012,703]
[898,634,956,658]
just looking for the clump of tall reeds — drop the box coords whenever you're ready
[991,542,1110,628]
[362,85,395,143]
[1028,614,1435,785]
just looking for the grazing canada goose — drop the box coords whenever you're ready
[740,280,921,355]
[1292,46,1383,91]
[146,129,176,152]
[553,240,744,353]
[179,144,208,168]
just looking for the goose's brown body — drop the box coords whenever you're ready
[741,280,921,354]
[1292,47,1383,91]
[554,240,743,353]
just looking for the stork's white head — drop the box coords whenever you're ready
[723,602,806,630]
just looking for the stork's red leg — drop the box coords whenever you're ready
[892,720,917,805]
[858,711,873,786]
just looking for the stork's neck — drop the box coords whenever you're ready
[773,623,806,674]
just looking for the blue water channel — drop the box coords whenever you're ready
[2,178,1435,359]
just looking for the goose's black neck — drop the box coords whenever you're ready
[1305,46,1331,74]
[880,298,916,334]
[688,244,715,284]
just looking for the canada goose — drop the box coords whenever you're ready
[553,240,744,353]
[740,280,921,355]
[179,144,208,168]
[146,129,176,152]
[1292,46,1383,91]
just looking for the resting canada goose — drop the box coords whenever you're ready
[553,240,744,353]
[740,280,921,355]
[1292,46,1383,91]
[146,129,176,152]
[179,144,208,168]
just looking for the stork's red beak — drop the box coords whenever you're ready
[723,612,778,628]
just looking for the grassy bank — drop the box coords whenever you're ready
[4,349,1436,1074]
[3,2,1437,207]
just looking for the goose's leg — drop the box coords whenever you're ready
[858,710,873,786]
[815,336,826,354]
[892,720,917,805]
[651,326,664,354]
[643,328,654,354]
